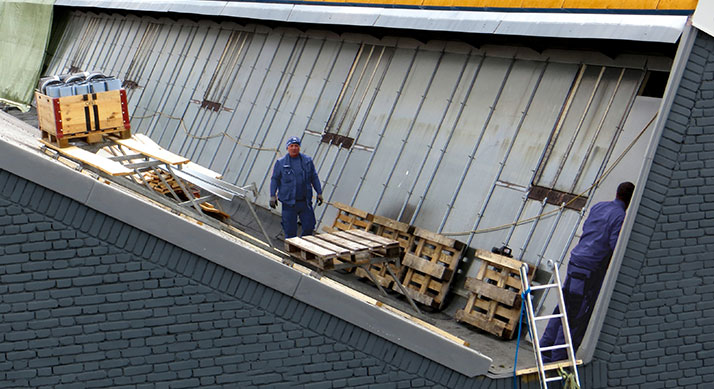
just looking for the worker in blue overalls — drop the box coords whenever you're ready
[539,181,635,363]
[269,136,324,239]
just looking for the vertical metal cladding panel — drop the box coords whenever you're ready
[131,20,183,135]
[188,30,253,165]
[376,50,469,225]
[96,16,125,72]
[532,65,643,195]
[314,49,412,226]
[355,48,442,217]
[46,12,84,75]
[164,22,223,154]
[51,12,91,73]
[234,32,303,186]
[100,16,135,77]
[567,69,644,194]
[237,36,314,189]
[534,65,606,190]
[404,52,483,230]
[176,24,232,159]
[222,35,349,198]
[214,31,286,183]
[498,62,580,186]
[208,30,270,176]
[346,46,415,152]
[145,20,204,146]
[439,59,544,235]
[81,15,109,71]
[124,22,165,115]
[424,56,512,235]
[113,16,147,81]
[307,41,363,146]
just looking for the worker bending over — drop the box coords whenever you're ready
[540,181,635,363]
[270,136,324,239]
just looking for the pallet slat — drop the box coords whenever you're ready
[40,140,133,176]
[402,253,448,279]
[112,135,189,165]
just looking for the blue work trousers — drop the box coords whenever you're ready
[281,200,316,239]
[539,262,607,363]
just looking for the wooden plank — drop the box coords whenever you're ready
[35,92,57,134]
[412,226,460,248]
[332,230,384,249]
[317,233,370,252]
[301,235,351,256]
[516,360,583,376]
[40,140,133,176]
[112,135,189,165]
[371,214,410,232]
[133,134,220,177]
[285,237,337,259]
[394,283,434,306]
[454,309,506,337]
[475,249,525,272]
[332,202,370,218]
[402,253,447,279]
[484,268,522,290]
[463,277,518,306]
[343,229,398,247]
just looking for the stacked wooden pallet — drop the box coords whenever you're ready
[323,202,465,310]
[355,215,413,288]
[455,249,535,339]
[394,228,465,310]
[143,170,180,195]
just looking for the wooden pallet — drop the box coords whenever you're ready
[323,202,374,233]
[392,227,465,310]
[455,249,535,339]
[285,230,400,272]
[322,202,376,270]
[41,127,130,148]
[355,214,413,288]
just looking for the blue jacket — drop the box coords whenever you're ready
[569,198,627,273]
[270,153,322,206]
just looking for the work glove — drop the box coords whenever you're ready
[316,194,324,206]
[269,196,278,209]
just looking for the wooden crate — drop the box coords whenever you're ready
[455,249,535,339]
[36,89,131,147]
[391,227,465,311]
[355,214,413,288]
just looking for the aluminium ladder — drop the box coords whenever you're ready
[519,259,581,389]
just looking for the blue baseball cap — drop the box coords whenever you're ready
[286,136,301,148]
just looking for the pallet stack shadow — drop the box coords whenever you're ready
[35,72,130,148]
[455,249,535,339]
[323,202,465,311]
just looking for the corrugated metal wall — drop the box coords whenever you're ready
[45,11,662,285]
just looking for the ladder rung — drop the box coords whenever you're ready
[540,344,569,352]
[545,376,564,383]
[530,284,560,291]
[535,313,564,321]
